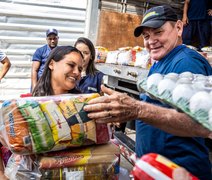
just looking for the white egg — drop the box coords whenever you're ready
[176,77,192,84]
[164,73,179,81]
[194,74,207,81]
[172,84,195,104]
[157,78,176,96]
[189,91,212,114]
[146,73,163,90]
[179,71,194,80]
[208,76,212,83]
[204,82,212,91]
[192,81,207,91]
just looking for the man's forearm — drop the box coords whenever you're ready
[31,71,38,90]
[0,58,11,80]
[137,101,211,138]
[183,0,189,18]
[0,66,9,80]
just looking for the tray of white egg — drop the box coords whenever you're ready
[137,72,212,131]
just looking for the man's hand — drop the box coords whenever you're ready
[182,16,189,26]
[84,85,140,124]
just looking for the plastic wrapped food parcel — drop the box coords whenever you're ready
[0,93,110,155]
[5,142,120,180]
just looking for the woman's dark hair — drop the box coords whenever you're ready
[32,46,82,96]
[74,37,98,75]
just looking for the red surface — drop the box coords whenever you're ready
[131,153,199,180]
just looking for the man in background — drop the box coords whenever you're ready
[182,0,211,50]
[31,28,59,91]
[0,50,11,83]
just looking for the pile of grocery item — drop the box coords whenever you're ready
[96,46,212,68]
[95,46,151,68]
[0,93,120,179]
[137,72,212,131]
[5,142,120,180]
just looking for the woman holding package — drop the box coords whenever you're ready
[74,37,104,94]
[0,46,83,179]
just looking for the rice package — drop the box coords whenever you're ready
[0,93,110,154]
[105,51,119,64]
[117,50,132,65]
[134,48,150,68]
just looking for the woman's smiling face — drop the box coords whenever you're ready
[49,51,83,94]
[142,21,183,61]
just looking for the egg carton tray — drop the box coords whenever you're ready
[137,78,212,131]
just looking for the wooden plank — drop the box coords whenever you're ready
[96,10,144,50]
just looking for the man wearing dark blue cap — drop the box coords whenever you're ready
[31,28,59,91]
[84,5,212,180]
[134,5,212,180]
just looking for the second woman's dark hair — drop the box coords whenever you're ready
[32,46,83,96]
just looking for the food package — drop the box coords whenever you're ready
[105,51,120,64]
[137,72,212,131]
[134,48,150,68]
[129,46,143,66]
[131,153,199,180]
[117,49,133,66]
[5,142,120,180]
[0,93,110,154]
[95,46,108,63]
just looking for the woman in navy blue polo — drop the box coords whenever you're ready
[74,37,104,94]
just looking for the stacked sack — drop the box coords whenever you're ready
[0,93,109,154]
[0,93,121,180]
[5,142,120,180]
[105,46,150,68]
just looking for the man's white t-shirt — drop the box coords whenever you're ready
[0,50,6,62]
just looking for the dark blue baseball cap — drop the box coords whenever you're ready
[46,28,58,37]
[134,5,178,37]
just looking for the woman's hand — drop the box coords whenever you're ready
[84,85,140,124]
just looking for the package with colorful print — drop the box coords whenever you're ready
[5,142,120,180]
[0,93,109,154]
